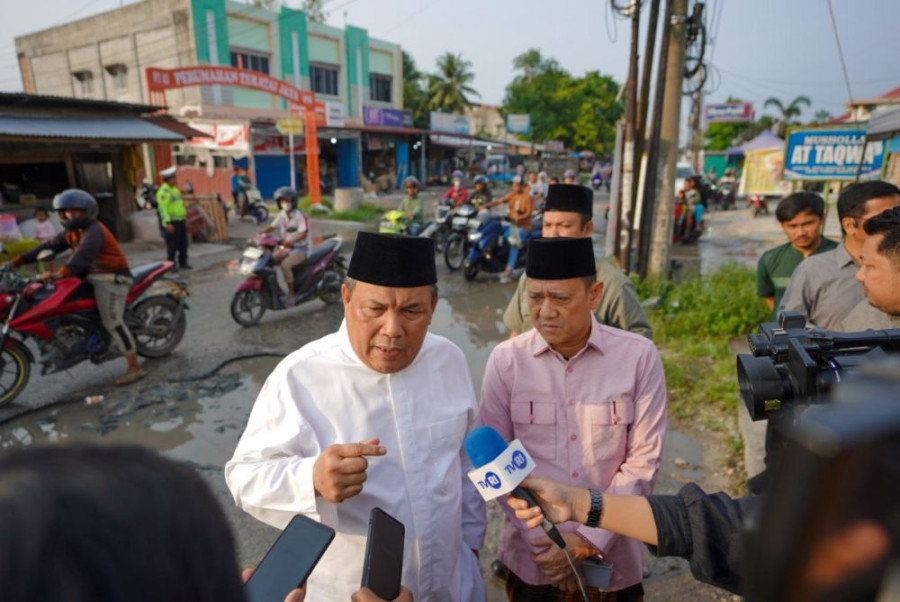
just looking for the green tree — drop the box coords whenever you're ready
[427,52,479,113]
[402,51,429,128]
[502,49,621,155]
[814,109,834,124]
[764,95,811,136]
[301,0,327,22]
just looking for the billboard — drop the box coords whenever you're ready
[740,147,792,197]
[704,102,754,123]
[507,114,531,134]
[430,111,471,135]
[187,121,250,152]
[783,127,886,181]
[363,106,408,127]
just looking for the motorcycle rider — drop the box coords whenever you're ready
[257,187,309,306]
[563,169,577,184]
[469,175,493,208]
[9,190,146,385]
[484,176,535,280]
[396,176,424,234]
[156,166,191,271]
[442,170,469,207]
[718,168,738,209]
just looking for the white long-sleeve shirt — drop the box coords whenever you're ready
[225,321,486,602]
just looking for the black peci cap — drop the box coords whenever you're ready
[348,232,437,287]
[526,237,597,280]
[545,184,594,216]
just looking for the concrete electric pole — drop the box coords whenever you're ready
[649,0,688,278]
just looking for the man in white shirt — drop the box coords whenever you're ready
[225,232,486,602]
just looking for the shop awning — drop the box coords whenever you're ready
[430,134,497,148]
[0,115,186,142]
[866,106,900,141]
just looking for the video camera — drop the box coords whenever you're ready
[736,311,900,421]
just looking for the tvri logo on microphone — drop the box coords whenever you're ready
[467,440,535,501]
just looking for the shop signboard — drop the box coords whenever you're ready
[740,147,792,196]
[704,102,754,123]
[324,101,345,127]
[430,111,471,135]
[363,106,406,127]
[507,114,531,134]
[545,140,564,153]
[276,117,305,135]
[783,127,885,180]
[187,122,250,151]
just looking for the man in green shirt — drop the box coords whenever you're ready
[757,192,836,319]
[156,166,191,270]
[503,184,652,339]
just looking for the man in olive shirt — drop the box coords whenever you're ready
[503,184,652,339]
[780,181,900,330]
[757,192,836,319]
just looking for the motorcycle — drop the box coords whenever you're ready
[718,181,736,210]
[750,194,769,218]
[462,213,542,282]
[379,209,418,235]
[0,251,189,406]
[417,203,453,252]
[443,204,482,271]
[591,173,603,191]
[230,233,346,327]
[233,188,270,225]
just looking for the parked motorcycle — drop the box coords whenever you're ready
[230,233,346,326]
[443,204,482,271]
[462,213,541,281]
[0,254,189,406]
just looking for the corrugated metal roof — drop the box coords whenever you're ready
[0,115,184,142]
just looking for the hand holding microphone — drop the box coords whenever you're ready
[463,426,567,549]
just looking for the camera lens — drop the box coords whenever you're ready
[737,354,792,421]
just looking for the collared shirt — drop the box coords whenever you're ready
[503,261,653,339]
[397,194,424,221]
[479,318,667,591]
[156,182,186,224]
[779,242,863,330]
[225,322,486,602]
[757,239,839,319]
[840,299,900,331]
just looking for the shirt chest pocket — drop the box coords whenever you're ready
[586,400,635,462]
[511,401,557,461]
[428,414,468,495]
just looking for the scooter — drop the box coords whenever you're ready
[591,173,603,191]
[230,233,346,326]
[379,210,418,235]
[418,203,453,252]
[750,194,769,218]
[462,213,541,281]
[718,181,736,210]
[0,251,189,406]
[443,203,481,271]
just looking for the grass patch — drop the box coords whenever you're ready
[299,196,383,222]
[637,264,770,431]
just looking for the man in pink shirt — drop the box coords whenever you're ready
[480,237,667,601]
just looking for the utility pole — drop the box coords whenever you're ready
[617,0,641,271]
[649,0,688,277]
[636,0,674,278]
[690,89,703,172]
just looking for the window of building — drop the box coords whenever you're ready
[310,63,339,96]
[72,70,94,96]
[105,64,128,92]
[369,74,392,103]
[230,49,270,75]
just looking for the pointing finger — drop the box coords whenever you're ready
[336,441,386,458]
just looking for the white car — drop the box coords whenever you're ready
[674,163,694,194]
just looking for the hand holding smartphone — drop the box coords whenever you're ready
[361,507,405,600]
[245,514,335,602]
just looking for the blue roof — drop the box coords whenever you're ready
[0,115,184,142]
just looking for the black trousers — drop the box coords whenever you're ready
[165,220,189,267]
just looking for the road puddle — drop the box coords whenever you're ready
[0,356,281,468]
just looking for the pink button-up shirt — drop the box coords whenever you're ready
[479,318,667,591]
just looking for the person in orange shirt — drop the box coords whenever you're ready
[485,176,535,279]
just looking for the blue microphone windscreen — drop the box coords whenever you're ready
[464,425,509,468]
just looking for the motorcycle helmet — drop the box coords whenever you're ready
[473,175,489,186]
[451,170,463,180]
[53,189,98,231]
[273,186,298,211]
[564,169,576,179]
[403,176,421,191]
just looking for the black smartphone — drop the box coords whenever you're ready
[361,507,405,600]
[245,514,335,602]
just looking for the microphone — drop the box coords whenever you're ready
[464,425,567,549]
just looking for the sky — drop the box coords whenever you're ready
[2,0,899,125]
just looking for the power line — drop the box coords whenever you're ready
[826,0,854,103]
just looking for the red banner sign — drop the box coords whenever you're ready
[146,66,314,108]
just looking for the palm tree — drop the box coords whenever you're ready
[814,109,834,124]
[763,95,811,136]
[427,53,479,113]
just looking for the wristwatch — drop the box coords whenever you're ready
[585,488,603,528]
